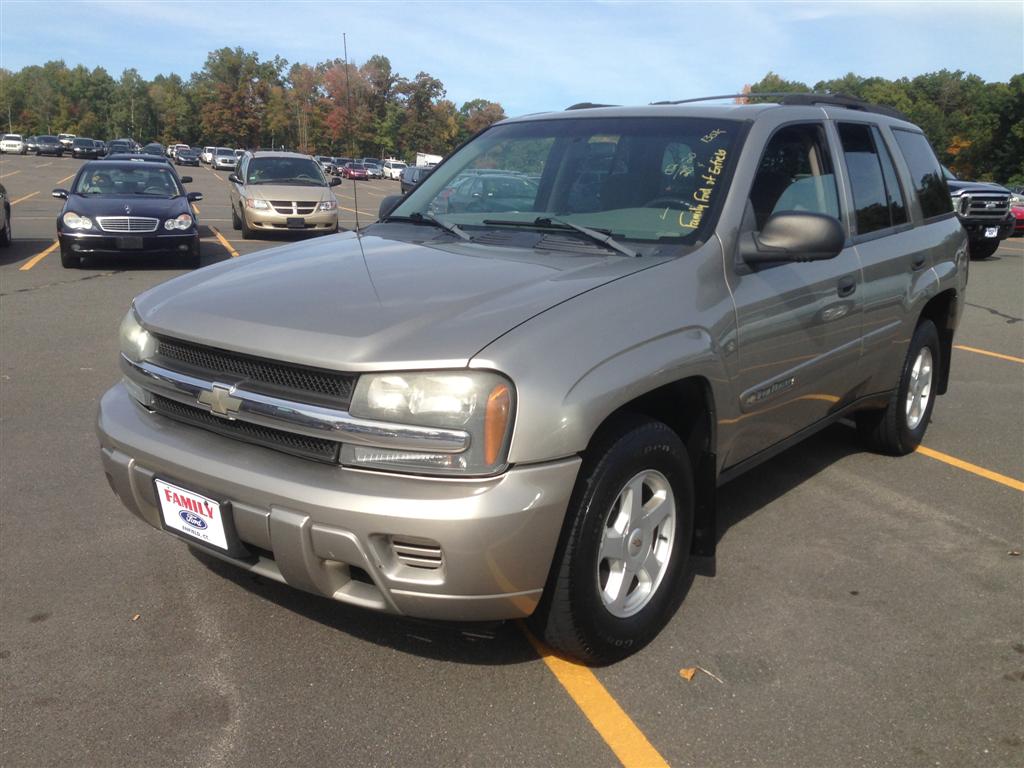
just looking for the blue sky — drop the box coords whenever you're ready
[2,0,1022,116]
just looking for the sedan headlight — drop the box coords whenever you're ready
[318,200,337,211]
[163,213,193,230]
[62,212,93,230]
[245,198,270,210]
[346,371,515,476]
[118,308,157,363]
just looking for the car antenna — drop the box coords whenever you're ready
[343,33,360,232]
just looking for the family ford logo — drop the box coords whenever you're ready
[178,509,208,529]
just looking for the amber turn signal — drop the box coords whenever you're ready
[484,384,512,465]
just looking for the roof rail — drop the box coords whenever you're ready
[649,92,908,120]
[565,102,618,110]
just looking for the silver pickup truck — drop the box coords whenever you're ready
[98,94,968,663]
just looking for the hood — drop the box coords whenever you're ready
[134,230,663,371]
[947,179,1010,195]
[246,183,331,202]
[64,194,191,219]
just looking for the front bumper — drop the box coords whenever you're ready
[959,216,1014,242]
[59,230,199,257]
[213,161,237,170]
[244,205,338,232]
[97,384,580,621]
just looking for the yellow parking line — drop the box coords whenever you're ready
[10,191,39,205]
[338,205,377,217]
[916,445,1024,493]
[192,203,200,214]
[19,240,59,271]
[57,173,75,184]
[954,344,1024,364]
[209,225,239,258]
[0,170,21,178]
[521,625,670,768]
[34,162,53,168]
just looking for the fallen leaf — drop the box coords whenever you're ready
[679,667,696,681]
[131,613,141,622]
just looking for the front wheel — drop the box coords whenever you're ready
[857,319,941,455]
[530,415,694,664]
[0,208,11,247]
[969,239,1000,260]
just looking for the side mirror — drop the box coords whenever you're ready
[329,177,341,187]
[187,192,203,202]
[378,195,402,220]
[740,212,844,265]
[227,174,241,184]
[52,188,69,200]
[179,175,192,184]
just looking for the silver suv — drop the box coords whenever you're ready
[97,95,967,663]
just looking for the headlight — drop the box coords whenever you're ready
[245,198,270,210]
[118,308,157,363]
[318,200,337,211]
[62,212,93,230]
[163,213,193,230]
[346,371,515,476]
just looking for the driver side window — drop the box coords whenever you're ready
[748,123,840,231]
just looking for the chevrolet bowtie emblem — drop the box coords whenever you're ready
[197,383,242,418]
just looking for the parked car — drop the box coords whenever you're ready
[201,146,215,164]
[382,159,407,180]
[172,144,190,159]
[106,139,133,155]
[943,167,1014,259]
[233,149,245,159]
[1011,202,1024,236]
[57,133,76,153]
[72,137,102,159]
[399,164,433,194]
[212,148,237,171]
[52,160,202,268]
[35,135,63,157]
[0,182,11,247]
[363,161,383,179]
[141,143,165,157]
[97,94,968,664]
[315,156,334,174]
[341,162,369,180]
[227,151,340,238]
[25,136,39,153]
[175,147,201,167]
[433,173,539,214]
[1,134,26,154]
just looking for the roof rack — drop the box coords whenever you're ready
[565,102,618,110]
[649,92,908,120]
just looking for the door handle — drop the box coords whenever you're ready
[837,275,857,297]
[911,252,927,270]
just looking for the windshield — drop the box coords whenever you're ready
[245,157,326,185]
[394,116,741,243]
[216,148,233,156]
[74,165,182,197]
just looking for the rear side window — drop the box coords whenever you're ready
[892,129,952,220]
[838,123,908,235]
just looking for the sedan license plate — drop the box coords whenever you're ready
[286,217,306,229]
[117,236,144,249]
[155,479,229,550]
[984,227,999,238]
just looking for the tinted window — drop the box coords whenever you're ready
[873,128,907,226]
[245,157,325,185]
[749,123,840,230]
[838,123,890,235]
[75,165,181,196]
[892,129,952,220]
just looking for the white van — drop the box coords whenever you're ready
[382,159,407,180]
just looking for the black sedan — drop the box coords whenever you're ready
[72,138,102,159]
[52,161,203,269]
[35,135,63,157]
[175,147,201,166]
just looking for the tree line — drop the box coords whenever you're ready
[2,55,1019,184]
[0,49,506,161]
[746,70,1023,186]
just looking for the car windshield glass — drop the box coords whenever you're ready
[246,157,325,185]
[216,148,233,156]
[393,116,741,243]
[74,166,181,197]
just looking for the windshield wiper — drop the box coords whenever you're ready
[384,212,472,241]
[482,217,638,257]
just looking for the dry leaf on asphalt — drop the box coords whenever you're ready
[679,667,697,681]
[131,613,141,622]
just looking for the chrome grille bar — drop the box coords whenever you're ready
[96,216,159,233]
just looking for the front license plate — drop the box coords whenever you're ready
[286,217,306,228]
[984,227,999,238]
[155,479,229,550]
[117,236,144,249]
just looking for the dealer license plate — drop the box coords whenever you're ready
[984,227,998,238]
[155,479,229,550]
[286,217,306,229]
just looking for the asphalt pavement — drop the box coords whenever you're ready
[1,152,1021,768]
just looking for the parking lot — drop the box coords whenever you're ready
[1,153,1021,767]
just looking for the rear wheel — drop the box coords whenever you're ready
[857,319,940,455]
[969,239,1000,260]
[530,415,694,664]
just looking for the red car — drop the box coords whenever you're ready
[341,163,368,180]
[1011,203,1024,236]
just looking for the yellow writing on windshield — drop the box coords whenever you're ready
[678,148,727,229]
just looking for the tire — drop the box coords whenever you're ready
[60,248,81,268]
[969,239,1000,260]
[231,205,242,231]
[0,207,11,247]
[856,319,941,456]
[530,415,694,664]
[240,212,254,240]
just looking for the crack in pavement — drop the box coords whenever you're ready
[965,301,1022,324]
[0,271,124,297]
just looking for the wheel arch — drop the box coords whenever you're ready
[919,288,958,396]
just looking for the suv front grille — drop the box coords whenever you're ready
[959,193,1010,219]
[153,337,356,408]
[151,394,340,463]
[97,216,159,233]
[270,201,318,215]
